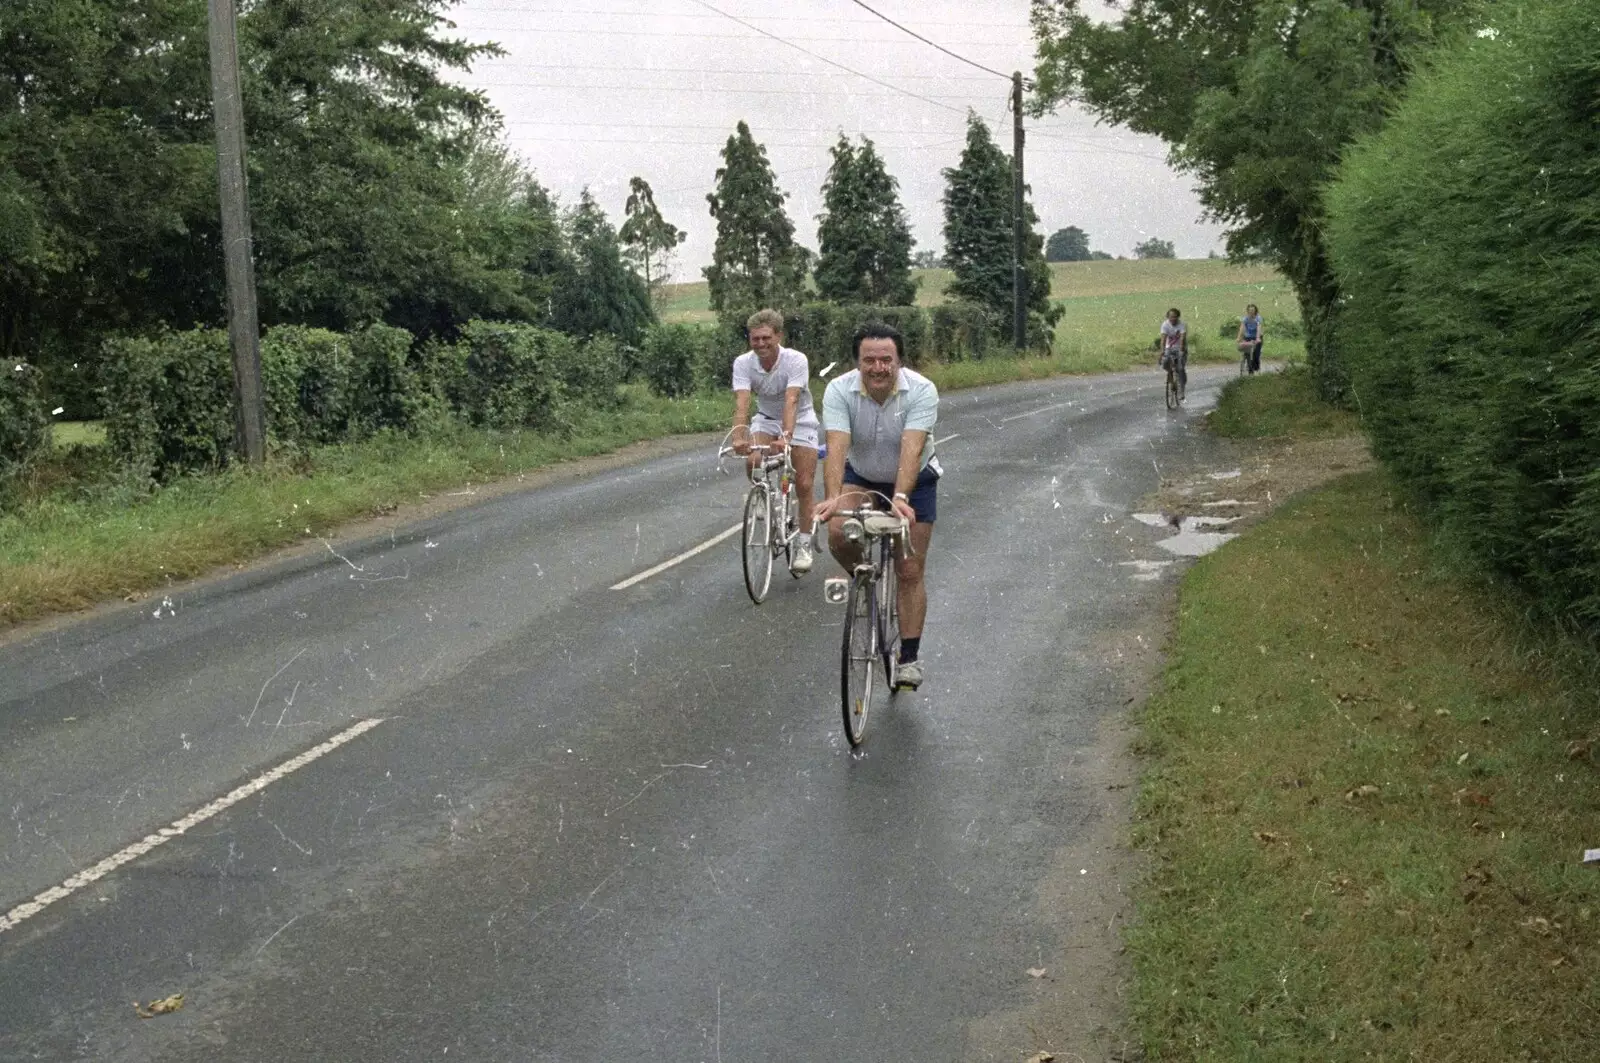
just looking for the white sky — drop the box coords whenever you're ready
[445,0,1225,280]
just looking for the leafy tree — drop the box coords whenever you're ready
[552,189,654,345]
[704,121,807,315]
[1133,237,1176,259]
[1045,226,1092,262]
[1090,251,1113,261]
[940,113,1058,332]
[619,176,686,308]
[911,250,945,269]
[1030,0,1474,397]
[814,136,917,306]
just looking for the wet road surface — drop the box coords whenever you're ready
[1,368,1237,1061]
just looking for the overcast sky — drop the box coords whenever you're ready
[445,0,1225,280]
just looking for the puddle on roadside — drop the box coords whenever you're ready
[1157,528,1238,557]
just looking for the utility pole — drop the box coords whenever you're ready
[206,0,266,464]
[1011,71,1027,351]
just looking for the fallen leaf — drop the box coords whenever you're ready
[1566,739,1591,761]
[1346,784,1380,801]
[1025,1054,1055,1063]
[1519,917,1555,937]
[1453,788,1492,808]
[133,993,184,1019]
[1457,752,1470,765]
[1026,967,1048,979]
[1254,831,1281,845]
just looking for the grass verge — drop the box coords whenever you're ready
[0,389,731,628]
[1129,383,1600,1059]
[1208,367,1360,440]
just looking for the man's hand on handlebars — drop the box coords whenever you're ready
[890,496,917,525]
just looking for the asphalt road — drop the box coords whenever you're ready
[0,367,1238,1061]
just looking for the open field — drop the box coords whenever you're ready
[1127,375,1600,1059]
[660,259,1303,364]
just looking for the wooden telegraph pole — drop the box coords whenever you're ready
[1011,71,1027,350]
[206,0,266,464]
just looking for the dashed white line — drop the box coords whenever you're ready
[611,524,742,590]
[1000,401,1076,423]
[0,717,385,936]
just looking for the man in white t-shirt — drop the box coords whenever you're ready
[730,308,820,573]
[1157,307,1188,398]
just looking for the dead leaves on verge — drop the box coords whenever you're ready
[133,993,183,1019]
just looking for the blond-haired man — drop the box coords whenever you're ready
[730,309,819,573]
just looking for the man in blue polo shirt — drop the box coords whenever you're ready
[814,322,941,690]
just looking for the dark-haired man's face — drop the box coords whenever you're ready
[858,337,900,400]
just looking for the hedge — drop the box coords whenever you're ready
[1324,0,1600,634]
[1,360,51,482]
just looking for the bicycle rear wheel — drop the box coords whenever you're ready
[1165,368,1180,410]
[1239,350,1249,376]
[741,484,774,604]
[877,540,900,691]
[841,574,877,747]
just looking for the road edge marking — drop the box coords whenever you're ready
[611,524,741,590]
[0,717,386,937]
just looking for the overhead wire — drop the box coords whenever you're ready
[843,0,1016,82]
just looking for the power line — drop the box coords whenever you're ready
[463,5,1029,28]
[470,79,1000,100]
[465,61,1001,82]
[675,0,972,116]
[844,0,1015,81]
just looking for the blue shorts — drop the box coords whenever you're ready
[842,462,940,523]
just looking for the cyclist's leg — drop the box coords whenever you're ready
[789,427,819,530]
[825,473,878,573]
[895,521,933,640]
[747,425,777,476]
[1179,351,1189,391]
[1252,341,1263,373]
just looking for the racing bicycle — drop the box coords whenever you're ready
[718,436,804,604]
[1163,351,1186,410]
[815,492,908,747]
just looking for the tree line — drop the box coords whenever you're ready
[1029,0,1600,635]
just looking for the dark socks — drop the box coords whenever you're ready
[899,637,920,664]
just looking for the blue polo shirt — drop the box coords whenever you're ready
[821,367,939,483]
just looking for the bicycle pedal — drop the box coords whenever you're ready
[823,577,849,604]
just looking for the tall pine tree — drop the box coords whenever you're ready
[704,122,806,315]
[553,189,654,344]
[941,113,1058,334]
[814,136,917,306]
[619,176,686,308]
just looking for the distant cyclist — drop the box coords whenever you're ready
[813,322,940,691]
[731,308,818,573]
[1157,307,1188,398]
[1236,303,1264,374]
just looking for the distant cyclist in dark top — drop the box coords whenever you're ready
[1236,303,1264,374]
[1157,307,1188,398]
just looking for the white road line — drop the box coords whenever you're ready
[611,524,742,590]
[936,433,961,444]
[999,401,1076,423]
[0,717,385,936]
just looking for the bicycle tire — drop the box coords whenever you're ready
[1239,350,1249,377]
[1165,368,1180,410]
[741,484,774,604]
[841,574,876,747]
[877,538,900,691]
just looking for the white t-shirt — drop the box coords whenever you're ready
[731,347,819,428]
[1161,320,1187,352]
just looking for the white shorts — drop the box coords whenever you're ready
[750,415,820,451]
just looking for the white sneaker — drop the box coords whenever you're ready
[894,659,924,691]
[790,539,814,574]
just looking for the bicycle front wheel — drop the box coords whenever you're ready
[742,484,774,603]
[877,541,900,691]
[841,575,877,747]
[1165,368,1180,410]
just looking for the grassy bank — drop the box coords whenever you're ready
[0,389,731,627]
[1128,378,1599,1059]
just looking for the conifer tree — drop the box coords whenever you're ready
[553,189,654,344]
[704,122,806,315]
[619,176,686,308]
[814,136,916,306]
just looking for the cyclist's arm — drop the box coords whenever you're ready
[732,390,752,452]
[813,430,851,522]
[780,387,802,444]
[891,430,928,524]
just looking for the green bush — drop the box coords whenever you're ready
[640,324,706,398]
[453,321,570,431]
[262,326,356,447]
[559,333,626,410]
[349,324,439,434]
[1324,0,1600,634]
[1,360,52,482]
[928,302,1002,361]
[102,329,236,480]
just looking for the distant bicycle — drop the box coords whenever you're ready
[718,436,804,603]
[815,491,907,747]
[1163,353,1184,410]
[1239,341,1253,377]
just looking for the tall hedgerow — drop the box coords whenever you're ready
[1324,0,1600,634]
